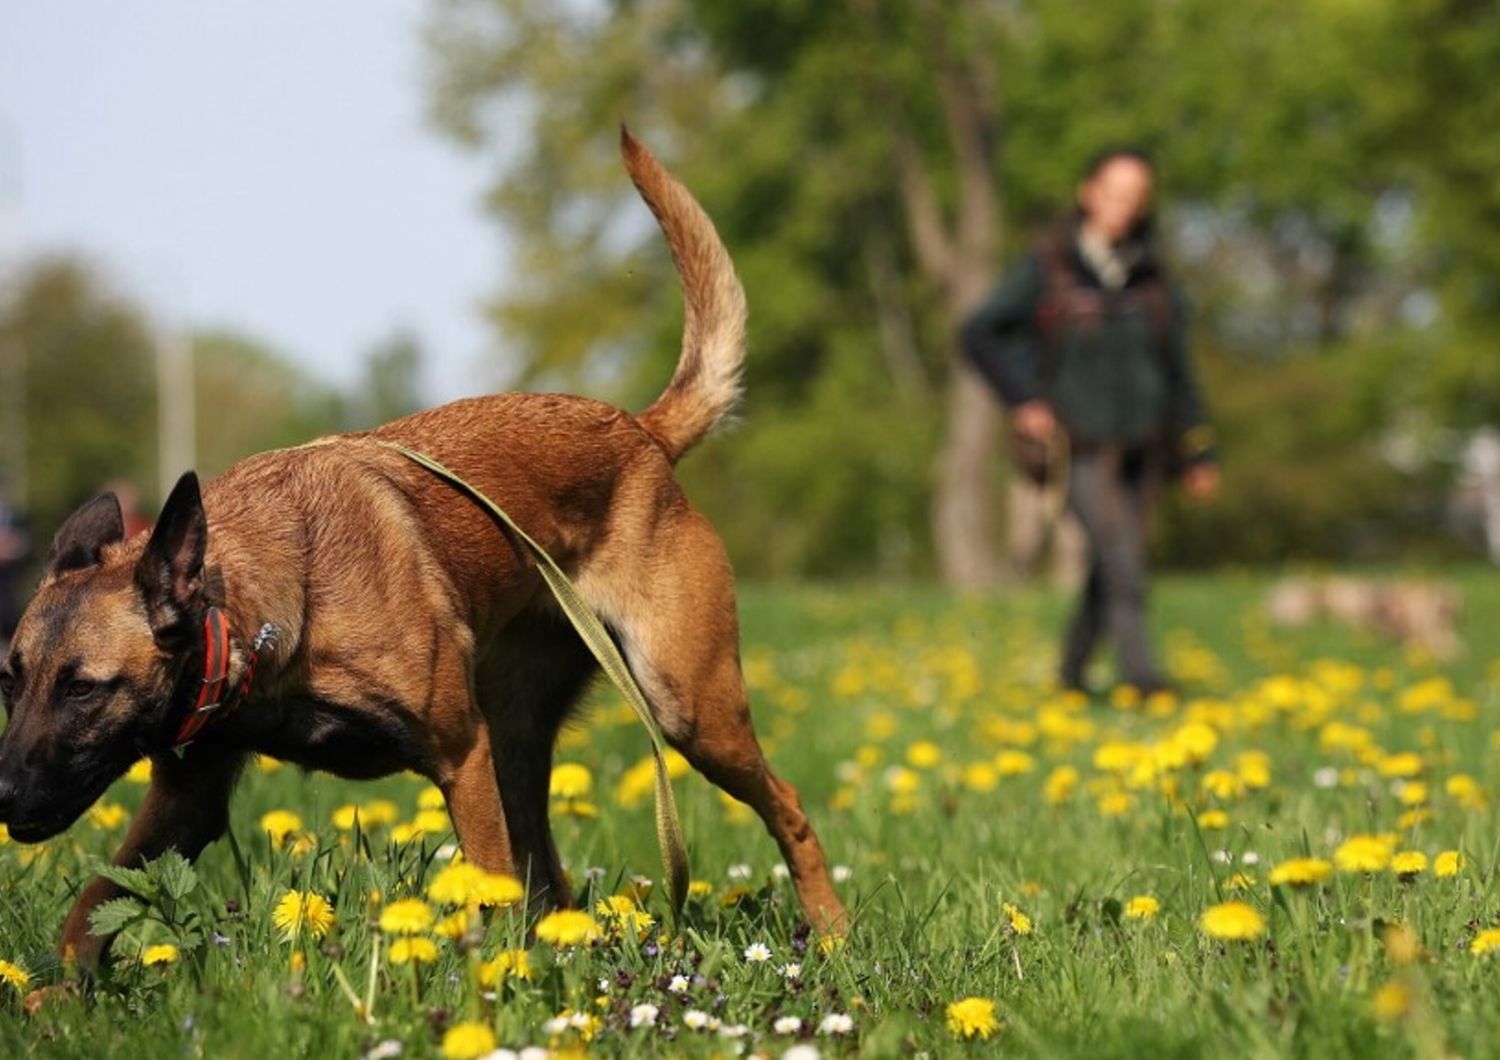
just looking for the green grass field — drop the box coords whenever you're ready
[5,570,1500,1058]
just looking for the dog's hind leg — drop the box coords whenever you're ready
[476,608,598,909]
[579,506,848,935]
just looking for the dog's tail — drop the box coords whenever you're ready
[621,125,747,464]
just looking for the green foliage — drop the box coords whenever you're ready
[421,0,1500,576]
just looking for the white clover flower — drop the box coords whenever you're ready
[1313,767,1340,789]
[818,1013,854,1036]
[774,1015,803,1035]
[684,1009,713,1031]
[832,865,853,883]
[669,974,691,994]
[719,1023,751,1038]
[1211,849,1232,864]
[744,942,772,963]
[1241,851,1260,866]
[771,864,790,880]
[597,977,611,993]
[782,1045,822,1060]
[630,1003,660,1028]
[728,864,753,880]
[541,1016,569,1036]
[781,962,802,979]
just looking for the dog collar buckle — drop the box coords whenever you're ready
[171,610,279,749]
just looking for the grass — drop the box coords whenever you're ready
[5,568,1500,1058]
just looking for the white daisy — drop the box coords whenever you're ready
[669,974,691,994]
[683,1009,713,1031]
[781,962,802,980]
[744,942,772,963]
[630,1003,659,1028]
[774,1015,803,1035]
[818,1013,854,1035]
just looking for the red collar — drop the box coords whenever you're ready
[172,607,275,747]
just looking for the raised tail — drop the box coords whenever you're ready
[621,125,747,463]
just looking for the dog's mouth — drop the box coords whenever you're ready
[6,816,70,844]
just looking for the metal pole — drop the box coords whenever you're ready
[155,325,195,496]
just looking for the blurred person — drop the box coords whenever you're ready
[0,475,30,644]
[961,147,1219,695]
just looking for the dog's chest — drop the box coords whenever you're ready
[249,696,427,780]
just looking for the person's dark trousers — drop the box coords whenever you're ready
[1059,442,1167,692]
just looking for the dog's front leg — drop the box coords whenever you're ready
[60,747,246,971]
[438,731,517,880]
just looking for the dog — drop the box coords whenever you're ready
[0,128,847,970]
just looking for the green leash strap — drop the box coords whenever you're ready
[378,440,691,916]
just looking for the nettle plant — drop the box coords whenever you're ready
[86,850,211,959]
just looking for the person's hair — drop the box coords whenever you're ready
[1076,145,1158,243]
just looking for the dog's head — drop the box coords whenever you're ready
[0,473,208,842]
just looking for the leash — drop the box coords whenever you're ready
[377,440,692,917]
[1038,430,1071,537]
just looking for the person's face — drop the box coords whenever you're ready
[1077,157,1154,244]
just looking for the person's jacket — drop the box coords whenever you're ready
[961,229,1216,467]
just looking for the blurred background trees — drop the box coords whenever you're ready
[3,0,1498,581]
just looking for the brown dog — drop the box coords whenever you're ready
[0,129,847,969]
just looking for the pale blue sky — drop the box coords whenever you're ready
[0,0,509,402]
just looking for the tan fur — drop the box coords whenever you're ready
[0,130,846,971]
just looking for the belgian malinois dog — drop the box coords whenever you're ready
[0,129,847,969]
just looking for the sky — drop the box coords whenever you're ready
[0,0,508,403]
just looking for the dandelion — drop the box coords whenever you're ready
[387,937,438,964]
[259,809,303,847]
[1391,851,1428,878]
[1198,901,1266,941]
[744,941,772,963]
[1334,834,1395,873]
[1470,928,1500,956]
[906,740,942,768]
[550,762,593,798]
[1002,902,1032,935]
[534,909,601,947]
[272,890,335,942]
[1268,857,1333,888]
[946,997,1000,1040]
[1371,982,1411,1022]
[125,759,152,784]
[378,898,436,935]
[0,959,30,993]
[594,895,655,940]
[1124,896,1160,920]
[427,863,524,908]
[87,801,127,830]
[478,949,532,986]
[440,1021,496,1060]
[141,944,180,966]
[1435,850,1464,878]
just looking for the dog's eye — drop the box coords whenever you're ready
[65,680,97,701]
[0,673,13,700]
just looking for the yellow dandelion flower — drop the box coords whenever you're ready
[440,1021,497,1060]
[87,802,128,830]
[388,937,439,964]
[1226,871,1256,891]
[946,997,1000,1040]
[1268,857,1332,887]
[1391,851,1427,878]
[258,809,303,847]
[1002,902,1032,936]
[478,949,533,986]
[906,741,943,769]
[1434,850,1464,878]
[1043,765,1079,805]
[413,809,451,835]
[272,890,335,942]
[417,785,446,810]
[435,910,470,940]
[0,959,30,992]
[994,749,1035,776]
[125,759,153,784]
[1371,981,1410,1022]
[1334,834,1395,873]
[1124,896,1160,920]
[962,762,998,792]
[359,799,400,827]
[378,898,436,935]
[1197,809,1229,830]
[550,763,593,799]
[688,879,714,899]
[1198,901,1266,941]
[1471,928,1500,956]
[331,804,360,830]
[595,895,655,939]
[141,944,180,966]
[426,863,523,907]
[534,909,602,947]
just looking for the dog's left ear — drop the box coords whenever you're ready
[134,471,207,645]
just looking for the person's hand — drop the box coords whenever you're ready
[1013,401,1056,443]
[1182,462,1220,504]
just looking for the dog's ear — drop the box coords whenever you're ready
[48,493,125,575]
[134,472,207,644]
